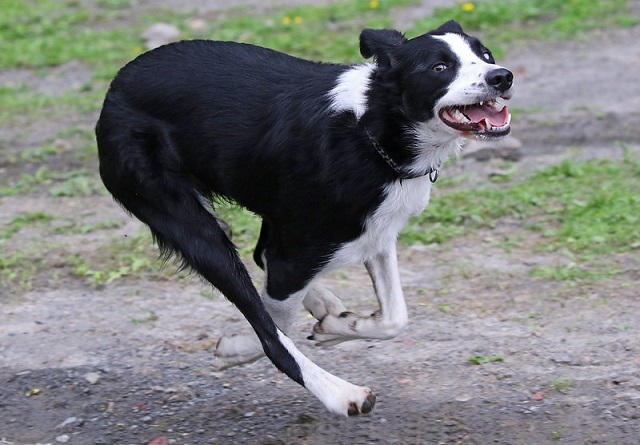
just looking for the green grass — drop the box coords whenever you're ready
[1,212,54,239]
[467,355,504,365]
[550,378,574,392]
[69,231,168,288]
[0,250,41,293]
[207,0,415,63]
[214,203,262,257]
[0,0,141,73]
[412,0,639,56]
[400,154,640,282]
[0,167,105,197]
[402,156,640,255]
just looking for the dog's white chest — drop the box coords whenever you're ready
[329,177,433,269]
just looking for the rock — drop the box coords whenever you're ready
[462,136,524,162]
[57,416,77,428]
[84,372,101,384]
[551,354,573,364]
[141,23,181,50]
[56,435,70,443]
[56,416,83,431]
[188,18,208,31]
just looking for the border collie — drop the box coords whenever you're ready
[96,20,513,416]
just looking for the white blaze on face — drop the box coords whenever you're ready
[433,33,508,109]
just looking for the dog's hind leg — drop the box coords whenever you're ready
[309,242,409,345]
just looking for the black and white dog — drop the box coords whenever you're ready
[96,20,513,416]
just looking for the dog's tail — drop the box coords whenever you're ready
[95,102,304,386]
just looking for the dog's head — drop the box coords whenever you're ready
[360,20,513,140]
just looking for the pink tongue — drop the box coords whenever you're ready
[464,104,509,126]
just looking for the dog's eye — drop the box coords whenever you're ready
[432,63,447,72]
[482,51,494,63]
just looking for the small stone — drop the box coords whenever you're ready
[56,435,70,443]
[84,372,101,384]
[188,19,208,31]
[57,416,77,429]
[141,23,181,50]
[551,354,572,364]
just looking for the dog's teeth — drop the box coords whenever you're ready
[479,101,484,106]
[452,109,467,122]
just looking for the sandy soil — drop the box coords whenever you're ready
[1,1,639,444]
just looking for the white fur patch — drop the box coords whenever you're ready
[328,176,433,270]
[407,122,464,175]
[328,64,374,120]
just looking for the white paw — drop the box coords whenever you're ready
[212,334,264,370]
[303,286,347,321]
[309,310,406,346]
[308,311,362,346]
[307,375,377,416]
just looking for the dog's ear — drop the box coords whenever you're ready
[433,20,465,35]
[359,29,407,67]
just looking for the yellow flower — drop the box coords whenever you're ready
[294,16,303,24]
[370,0,379,9]
[282,16,292,25]
[462,2,475,12]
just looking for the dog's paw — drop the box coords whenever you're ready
[307,311,362,346]
[212,334,264,370]
[308,310,406,346]
[303,286,347,321]
[348,390,377,416]
[315,381,377,416]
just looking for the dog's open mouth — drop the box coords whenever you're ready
[439,100,511,138]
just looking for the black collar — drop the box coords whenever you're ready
[364,127,439,182]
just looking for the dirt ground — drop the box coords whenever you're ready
[1,1,640,444]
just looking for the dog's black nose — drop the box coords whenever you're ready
[486,68,513,93]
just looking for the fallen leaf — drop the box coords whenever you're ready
[531,391,545,401]
[147,436,169,445]
[25,388,41,397]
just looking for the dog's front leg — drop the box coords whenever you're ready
[309,243,408,345]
